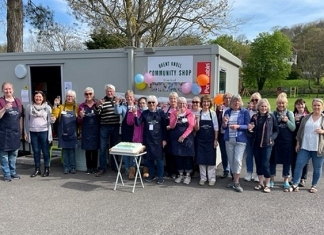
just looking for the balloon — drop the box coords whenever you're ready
[144,72,154,84]
[181,82,192,94]
[191,83,202,95]
[196,74,209,86]
[134,74,144,84]
[135,82,146,90]
[214,94,224,105]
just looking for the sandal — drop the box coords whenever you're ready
[254,184,264,191]
[291,185,299,192]
[263,186,271,193]
[283,183,292,192]
[309,186,317,193]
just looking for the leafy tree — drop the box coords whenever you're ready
[243,31,292,91]
[0,44,7,53]
[66,0,244,47]
[85,28,128,49]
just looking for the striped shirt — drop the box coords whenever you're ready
[96,97,120,126]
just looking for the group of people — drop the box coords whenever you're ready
[1,81,324,194]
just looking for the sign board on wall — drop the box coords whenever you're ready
[197,62,211,94]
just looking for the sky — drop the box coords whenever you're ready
[1,0,324,45]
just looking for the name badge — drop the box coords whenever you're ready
[149,124,154,130]
[61,111,67,115]
[182,118,188,123]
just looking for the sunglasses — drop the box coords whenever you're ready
[148,101,155,104]
[251,99,259,102]
[192,101,199,104]
[84,93,93,96]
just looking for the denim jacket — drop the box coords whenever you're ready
[222,108,250,143]
[250,112,279,148]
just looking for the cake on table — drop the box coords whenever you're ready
[110,142,145,154]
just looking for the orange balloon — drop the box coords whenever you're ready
[196,74,209,86]
[214,94,224,105]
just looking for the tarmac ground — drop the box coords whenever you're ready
[1,157,324,235]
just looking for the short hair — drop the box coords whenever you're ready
[138,96,147,105]
[66,89,76,100]
[229,94,243,109]
[105,84,115,91]
[147,95,158,105]
[223,92,232,101]
[256,98,271,112]
[192,96,200,102]
[169,92,179,99]
[178,97,187,104]
[125,90,134,97]
[250,92,261,101]
[84,87,94,94]
[200,94,212,107]
[276,92,288,104]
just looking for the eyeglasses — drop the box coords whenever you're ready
[251,99,259,102]
[84,93,93,96]
[192,101,199,104]
[148,101,155,104]
[179,103,187,105]
[139,102,146,104]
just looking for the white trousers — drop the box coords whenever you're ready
[199,165,216,182]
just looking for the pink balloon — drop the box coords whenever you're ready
[144,72,154,84]
[181,82,192,94]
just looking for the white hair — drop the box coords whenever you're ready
[147,95,158,105]
[105,84,115,91]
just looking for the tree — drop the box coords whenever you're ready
[243,31,292,91]
[0,44,7,53]
[7,0,23,52]
[85,28,128,49]
[66,0,244,47]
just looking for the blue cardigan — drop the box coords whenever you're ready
[222,108,250,143]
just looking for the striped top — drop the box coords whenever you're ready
[96,96,120,126]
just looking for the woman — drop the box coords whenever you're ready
[163,92,178,178]
[222,94,249,192]
[0,82,23,182]
[270,92,295,192]
[244,92,262,182]
[52,90,79,174]
[115,90,136,179]
[291,98,324,193]
[24,91,53,177]
[127,97,148,178]
[191,96,201,116]
[291,98,309,186]
[194,95,218,186]
[134,95,167,184]
[78,87,100,174]
[169,97,195,185]
[250,99,278,193]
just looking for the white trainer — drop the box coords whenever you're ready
[175,174,184,183]
[183,175,191,184]
[244,172,252,181]
[253,173,259,182]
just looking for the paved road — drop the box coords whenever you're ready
[1,161,324,235]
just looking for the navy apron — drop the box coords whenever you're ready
[170,115,195,157]
[58,105,77,148]
[121,110,134,142]
[164,106,173,153]
[0,98,21,151]
[81,106,100,150]
[195,111,216,165]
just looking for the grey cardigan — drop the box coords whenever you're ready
[296,113,324,156]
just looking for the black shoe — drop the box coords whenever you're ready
[31,168,41,178]
[95,169,106,177]
[86,169,91,175]
[220,172,229,179]
[70,168,76,174]
[43,167,50,177]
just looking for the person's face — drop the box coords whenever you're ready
[223,95,232,106]
[138,99,147,109]
[2,83,14,97]
[232,99,241,110]
[169,96,177,107]
[66,94,74,103]
[259,102,268,114]
[276,101,286,112]
[178,101,187,111]
[312,101,323,113]
[295,102,305,112]
[202,99,211,109]
[147,100,157,110]
[84,90,94,101]
[125,94,134,104]
[191,100,200,109]
[106,88,114,98]
[250,97,259,108]
[34,93,44,105]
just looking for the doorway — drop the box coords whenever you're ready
[29,65,62,106]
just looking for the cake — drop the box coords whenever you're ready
[111,142,145,154]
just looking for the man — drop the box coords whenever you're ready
[95,84,121,176]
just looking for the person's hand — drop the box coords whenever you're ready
[97,99,104,106]
[114,96,120,104]
[295,142,300,153]
[162,140,167,148]
[79,108,85,118]
[229,124,240,130]
[178,136,185,143]
[24,134,28,142]
[50,114,56,123]
[281,115,288,122]
[166,125,170,130]
[5,102,12,110]
[54,98,60,106]
[214,139,218,148]
[315,128,324,134]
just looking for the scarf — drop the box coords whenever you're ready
[30,103,47,119]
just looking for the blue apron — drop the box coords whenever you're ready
[195,111,216,165]
[170,115,195,157]
[58,105,77,148]
[0,98,21,151]
[81,106,100,150]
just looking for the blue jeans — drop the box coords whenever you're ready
[0,149,18,177]
[62,148,76,170]
[123,155,135,171]
[245,135,254,173]
[99,125,119,171]
[146,158,164,180]
[219,133,229,173]
[293,149,324,187]
[175,156,193,174]
[270,162,290,178]
[30,131,50,167]
[253,146,272,178]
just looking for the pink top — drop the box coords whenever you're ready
[126,110,143,143]
[169,109,194,139]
